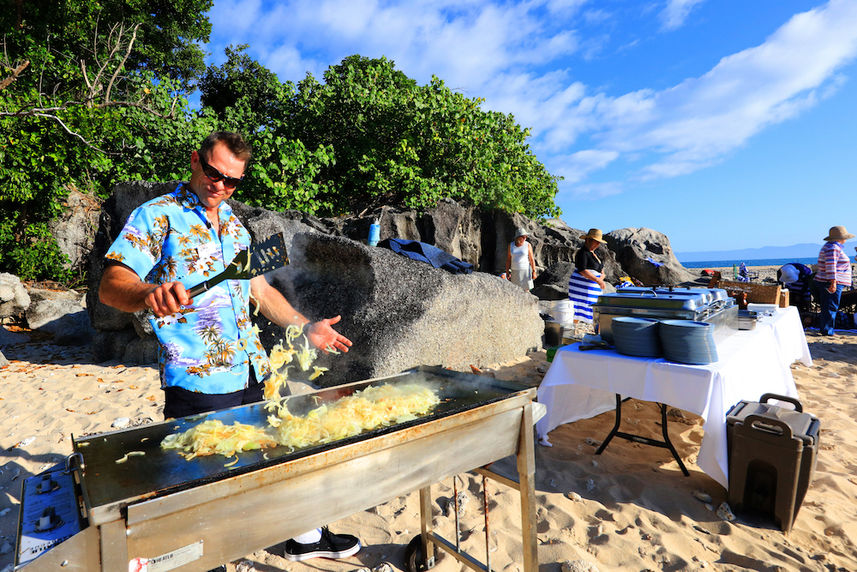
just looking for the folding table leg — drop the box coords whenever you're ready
[658,403,690,476]
[595,394,690,476]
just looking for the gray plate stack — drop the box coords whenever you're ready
[611,317,662,357]
[658,320,718,365]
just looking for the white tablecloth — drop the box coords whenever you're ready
[536,306,812,488]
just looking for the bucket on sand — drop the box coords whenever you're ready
[553,299,574,329]
[538,299,575,329]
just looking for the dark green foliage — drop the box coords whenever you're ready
[0,0,213,281]
[201,53,562,218]
[1,4,559,283]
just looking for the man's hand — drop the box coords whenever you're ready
[100,264,192,316]
[307,315,353,353]
[145,281,193,318]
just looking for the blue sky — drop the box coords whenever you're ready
[204,0,857,253]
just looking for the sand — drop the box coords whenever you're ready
[2,296,857,571]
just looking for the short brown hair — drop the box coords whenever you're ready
[200,131,252,162]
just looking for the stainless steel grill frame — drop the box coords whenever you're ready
[16,366,538,571]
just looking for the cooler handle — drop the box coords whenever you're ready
[759,393,802,412]
[744,414,794,439]
[726,400,747,417]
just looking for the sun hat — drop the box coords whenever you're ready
[514,227,529,238]
[824,225,855,242]
[579,228,606,244]
[778,264,799,285]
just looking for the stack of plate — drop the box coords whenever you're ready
[658,320,718,365]
[611,317,662,357]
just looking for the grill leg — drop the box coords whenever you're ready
[419,486,436,568]
[517,403,538,572]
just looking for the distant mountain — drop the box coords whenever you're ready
[676,243,822,262]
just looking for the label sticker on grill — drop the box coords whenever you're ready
[129,539,203,571]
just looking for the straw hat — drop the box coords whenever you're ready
[580,228,606,244]
[514,227,529,238]
[824,225,855,242]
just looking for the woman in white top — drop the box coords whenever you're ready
[506,227,537,290]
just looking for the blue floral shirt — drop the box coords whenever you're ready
[105,184,271,393]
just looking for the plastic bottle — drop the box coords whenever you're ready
[732,264,737,279]
[368,220,380,247]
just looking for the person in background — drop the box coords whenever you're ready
[568,228,608,329]
[98,131,359,564]
[506,227,537,290]
[777,262,814,313]
[812,225,854,336]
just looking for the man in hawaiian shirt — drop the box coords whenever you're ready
[98,131,360,563]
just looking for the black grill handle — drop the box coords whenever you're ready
[760,393,803,412]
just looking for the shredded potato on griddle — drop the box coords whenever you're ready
[267,383,440,449]
[160,317,442,463]
[263,323,312,400]
[161,420,278,460]
[162,383,440,461]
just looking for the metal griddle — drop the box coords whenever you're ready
[75,368,525,511]
[17,366,539,571]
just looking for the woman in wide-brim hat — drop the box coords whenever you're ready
[568,228,608,326]
[506,226,537,290]
[812,225,854,336]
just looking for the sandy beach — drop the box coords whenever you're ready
[2,279,856,571]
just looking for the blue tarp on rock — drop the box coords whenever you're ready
[378,238,474,274]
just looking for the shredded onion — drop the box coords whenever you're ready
[162,383,440,460]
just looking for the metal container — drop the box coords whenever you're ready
[595,287,737,343]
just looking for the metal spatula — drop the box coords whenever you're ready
[187,233,288,298]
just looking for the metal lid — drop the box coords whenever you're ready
[596,289,709,312]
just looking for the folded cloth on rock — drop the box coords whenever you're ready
[646,257,663,268]
[378,238,474,274]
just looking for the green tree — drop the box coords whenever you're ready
[0,0,213,280]
[201,53,561,219]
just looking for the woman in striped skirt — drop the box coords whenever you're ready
[569,228,608,326]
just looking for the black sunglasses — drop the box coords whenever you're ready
[198,152,244,189]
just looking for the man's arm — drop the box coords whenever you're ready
[250,275,352,353]
[99,263,191,317]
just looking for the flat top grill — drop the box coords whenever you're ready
[73,367,530,510]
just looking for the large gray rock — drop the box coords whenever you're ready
[49,190,102,272]
[604,228,695,286]
[84,182,693,364]
[91,329,157,364]
[25,287,95,345]
[85,181,179,333]
[260,234,543,385]
[0,273,31,318]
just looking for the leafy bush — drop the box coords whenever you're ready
[2,4,561,284]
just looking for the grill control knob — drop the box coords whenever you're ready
[35,474,59,494]
[35,507,62,532]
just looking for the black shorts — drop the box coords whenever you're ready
[163,371,264,419]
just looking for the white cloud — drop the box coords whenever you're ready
[627,0,857,175]
[660,0,705,31]
[557,149,619,184]
[206,0,857,199]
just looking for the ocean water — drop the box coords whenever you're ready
[680,257,818,269]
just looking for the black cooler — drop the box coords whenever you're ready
[726,393,820,532]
